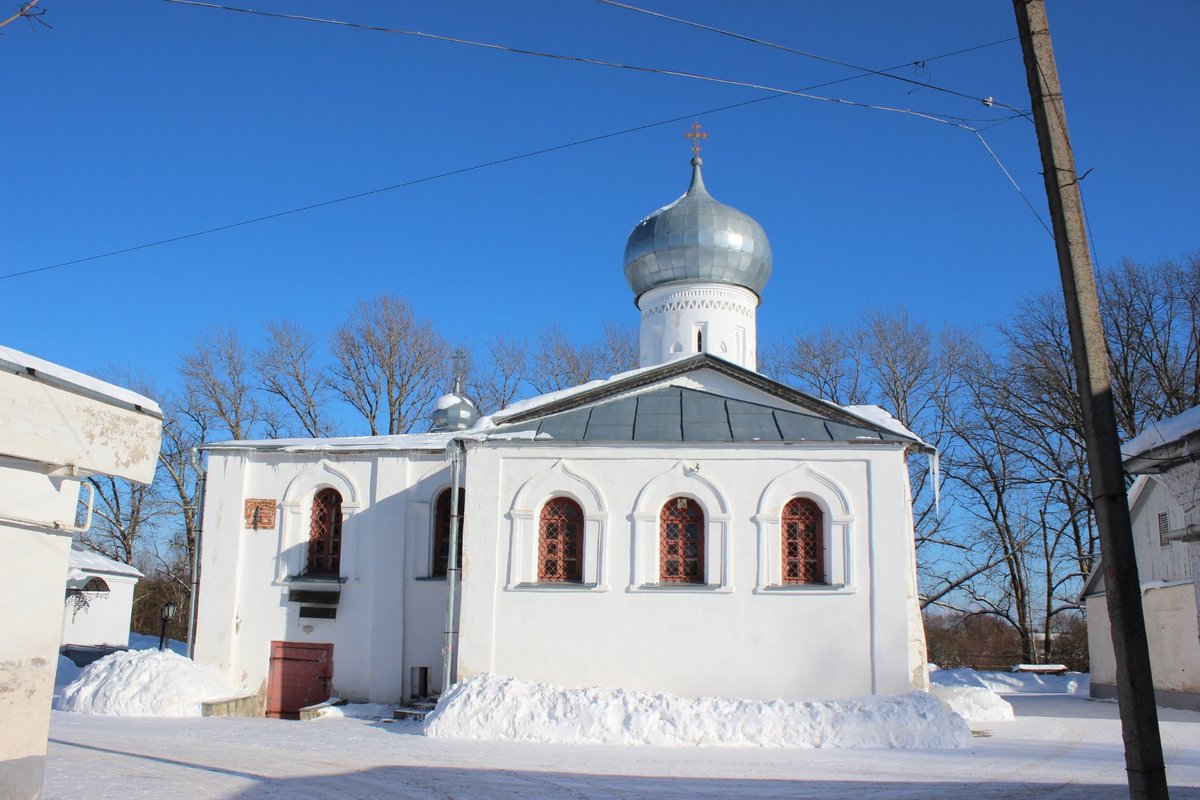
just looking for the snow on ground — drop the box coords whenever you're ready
[929,685,1014,723]
[43,695,1200,799]
[424,674,970,748]
[312,701,397,721]
[931,667,1089,696]
[56,649,247,717]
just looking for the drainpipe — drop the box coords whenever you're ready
[440,438,465,694]
[186,448,207,659]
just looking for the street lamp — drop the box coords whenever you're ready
[159,601,177,651]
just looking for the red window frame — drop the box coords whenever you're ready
[782,497,824,584]
[659,497,705,584]
[306,488,343,575]
[538,497,584,582]
[432,488,466,578]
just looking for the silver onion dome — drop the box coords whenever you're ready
[624,156,772,300]
[431,392,478,432]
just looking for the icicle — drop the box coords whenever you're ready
[931,448,941,519]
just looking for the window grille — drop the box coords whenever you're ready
[782,497,825,584]
[432,488,466,578]
[538,497,584,582]
[306,488,343,575]
[1158,511,1171,547]
[659,497,705,583]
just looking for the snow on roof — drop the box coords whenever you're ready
[204,431,469,453]
[1123,405,1200,461]
[0,344,161,417]
[842,405,926,445]
[486,362,664,423]
[69,545,143,578]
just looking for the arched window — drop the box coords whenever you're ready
[432,487,466,578]
[659,497,704,584]
[82,577,110,593]
[538,497,584,582]
[306,488,343,575]
[782,497,824,584]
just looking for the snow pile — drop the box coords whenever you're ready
[55,655,82,687]
[929,685,1014,723]
[313,701,395,720]
[931,667,1089,696]
[127,632,187,655]
[424,675,970,749]
[57,649,246,717]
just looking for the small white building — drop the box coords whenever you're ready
[0,346,161,800]
[63,545,143,649]
[1083,406,1200,711]
[194,154,933,716]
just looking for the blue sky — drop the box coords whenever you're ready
[2,1,1197,389]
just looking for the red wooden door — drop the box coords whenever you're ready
[267,641,333,719]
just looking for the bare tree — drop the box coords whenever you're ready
[256,320,336,437]
[331,295,448,435]
[1100,254,1200,436]
[82,475,161,566]
[180,326,266,441]
[783,324,869,406]
[597,322,639,377]
[528,326,603,394]
[469,334,528,415]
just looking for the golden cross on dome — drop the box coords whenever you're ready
[684,121,707,158]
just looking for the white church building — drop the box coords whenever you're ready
[194,152,933,716]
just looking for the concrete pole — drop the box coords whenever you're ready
[1012,2,1168,797]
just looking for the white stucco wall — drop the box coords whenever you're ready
[194,449,456,704]
[0,352,161,800]
[62,573,139,648]
[1087,583,1200,700]
[1086,474,1200,709]
[456,440,923,700]
[0,459,78,800]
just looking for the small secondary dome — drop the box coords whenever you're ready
[623,156,772,300]
[431,392,478,432]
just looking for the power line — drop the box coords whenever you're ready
[596,0,1029,117]
[0,99,762,281]
[160,0,1017,130]
[1,19,1040,280]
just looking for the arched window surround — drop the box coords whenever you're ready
[752,462,855,594]
[276,459,362,584]
[630,461,731,592]
[507,460,608,591]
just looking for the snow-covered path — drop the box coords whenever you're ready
[44,695,1200,799]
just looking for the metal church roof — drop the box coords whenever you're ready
[499,386,912,444]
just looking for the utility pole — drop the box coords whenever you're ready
[1012,2,1168,798]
